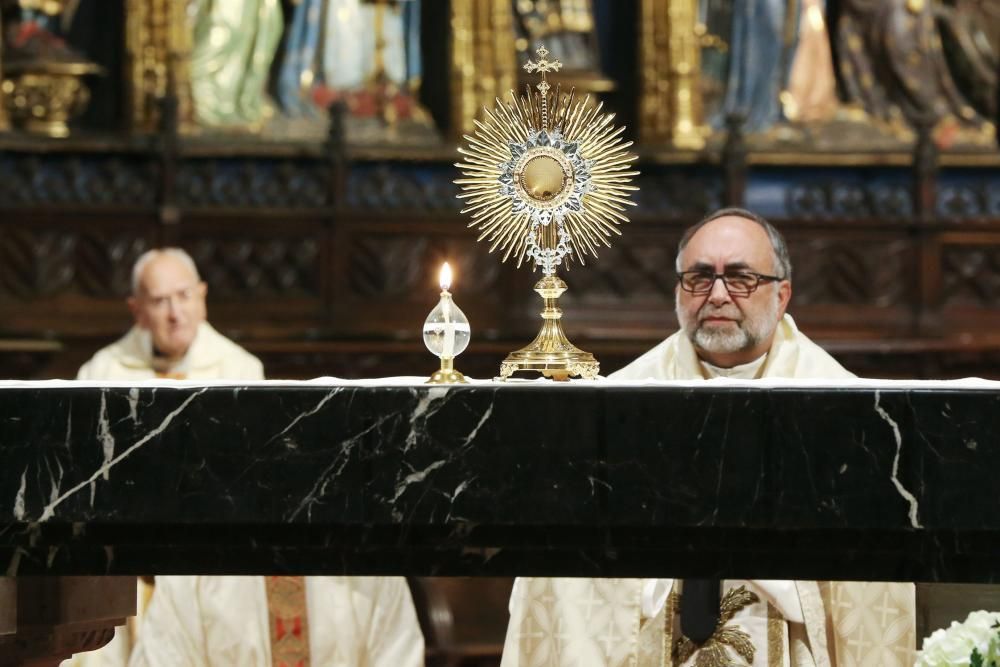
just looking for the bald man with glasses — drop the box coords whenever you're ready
[501,209,917,667]
[613,207,848,381]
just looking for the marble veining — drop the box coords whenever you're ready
[1,382,999,581]
[263,387,341,450]
[875,389,922,529]
[38,388,207,521]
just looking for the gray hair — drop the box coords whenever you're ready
[131,248,201,296]
[674,207,792,280]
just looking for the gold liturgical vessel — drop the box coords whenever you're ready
[455,45,638,380]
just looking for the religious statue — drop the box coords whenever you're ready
[936,0,1000,121]
[272,0,435,144]
[708,0,797,133]
[837,0,990,144]
[698,0,838,135]
[187,0,284,131]
[697,0,732,126]
[782,0,837,124]
[512,0,614,97]
[0,0,100,136]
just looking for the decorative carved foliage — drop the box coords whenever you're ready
[631,169,722,219]
[177,160,328,208]
[348,235,499,298]
[347,165,721,219]
[786,182,912,219]
[347,165,462,212]
[0,228,149,299]
[187,238,321,298]
[789,238,911,306]
[936,181,1000,220]
[941,245,1000,306]
[558,242,679,305]
[0,155,157,206]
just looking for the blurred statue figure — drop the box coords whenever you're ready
[512,0,614,94]
[1,0,84,72]
[704,0,839,134]
[273,0,430,141]
[837,0,984,138]
[782,0,837,123]
[936,0,1000,120]
[188,0,284,130]
[711,0,792,133]
[697,0,733,125]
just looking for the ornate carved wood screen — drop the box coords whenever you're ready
[2,0,1000,381]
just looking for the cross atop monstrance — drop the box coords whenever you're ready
[523,46,563,98]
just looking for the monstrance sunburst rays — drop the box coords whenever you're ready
[453,45,639,381]
[455,52,638,275]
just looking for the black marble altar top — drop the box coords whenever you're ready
[2,379,998,582]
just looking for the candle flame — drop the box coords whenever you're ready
[439,262,452,291]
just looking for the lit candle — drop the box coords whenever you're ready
[439,262,455,359]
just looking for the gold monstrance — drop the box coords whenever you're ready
[455,45,638,380]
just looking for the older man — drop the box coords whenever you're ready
[71,249,424,667]
[501,209,916,666]
[129,576,424,667]
[78,248,262,381]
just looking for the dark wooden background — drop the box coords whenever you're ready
[3,117,1000,663]
[2,116,1000,382]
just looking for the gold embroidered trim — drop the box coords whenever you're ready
[266,576,311,667]
[767,602,785,667]
[662,588,679,667]
[673,585,760,667]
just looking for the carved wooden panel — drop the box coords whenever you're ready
[748,169,912,221]
[1,145,1000,380]
[631,168,722,220]
[347,164,462,213]
[936,171,1000,221]
[559,241,680,306]
[0,154,157,207]
[0,227,150,300]
[176,159,329,208]
[346,234,501,300]
[334,226,510,338]
[184,237,323,299]
[941,243,1000,307]
[784,181,913,220]
[789,236,913,308]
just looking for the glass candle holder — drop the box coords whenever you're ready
[424,263,470,384]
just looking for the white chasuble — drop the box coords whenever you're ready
[128,576,423,667]
[503,579,832,667]
[501,313,916,666]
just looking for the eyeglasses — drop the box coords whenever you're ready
[677,270,785,297]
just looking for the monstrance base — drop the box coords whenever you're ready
[499,274,600,381]
[499,344,600,382]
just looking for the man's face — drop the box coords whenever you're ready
[128,255,207,360]
[675,216,792,367]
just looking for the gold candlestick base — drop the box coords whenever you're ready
[499,275,599,382]
[426,357,468,384]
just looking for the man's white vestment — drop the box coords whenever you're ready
[502,315,916,667]
[77,322,263,381]
[127,576,423,667]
